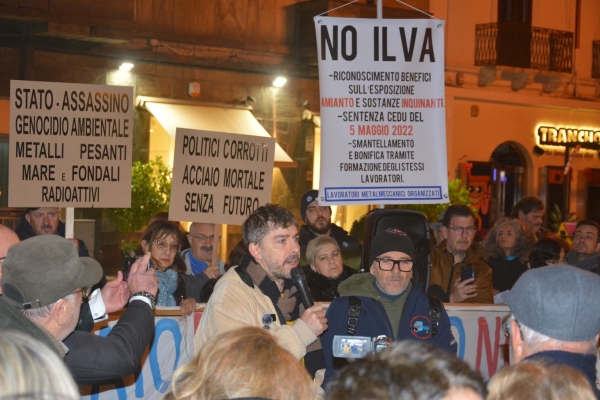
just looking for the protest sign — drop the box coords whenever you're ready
[314,17,449,205]
[9,80,133,207]
[82,304,510,399]
[169,128,275,225]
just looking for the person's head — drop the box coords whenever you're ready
[306,236,343,279]
[301,189,332,235]
[25,207,60,236]
[187,223,219,264]
[572,220,600,260]
[440,205,477,256]
[2,235,102,341]
[0,225,20,295]
[529,238,566,268]
[0,330,80,400]
[326,340,486,400]
[168,326,312,400]
[141,220,184,272]
[505,266,600,363]
[487,361,596,400]
[430,209,447,245]
[482,218,535,262]
[243,204,300,283]
[368,228,416,296]
[227,240,246,269]
[510,196,545,234]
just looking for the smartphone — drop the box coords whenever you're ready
[121,257,137,282]
[461,266,475,285]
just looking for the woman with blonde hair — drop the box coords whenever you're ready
[487,361,596,400]
[0,330,80,400]
[482,218,536,294]
[167,326,314,400]
[303,236,356,301]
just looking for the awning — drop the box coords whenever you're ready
[137,96,296,167]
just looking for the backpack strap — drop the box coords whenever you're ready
[428,294,443,338]
[347,296,361,336]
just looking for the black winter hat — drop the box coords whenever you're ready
[369,228,416,266]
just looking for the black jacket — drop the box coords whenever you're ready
[0,296,155,386]
[526,351,600,400]
[302,265,357,302]
[299,223,361,257]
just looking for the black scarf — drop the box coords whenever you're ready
[236,253,326,378]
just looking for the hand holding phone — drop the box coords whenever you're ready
[461,266,475,285]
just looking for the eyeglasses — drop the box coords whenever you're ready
[0,256,5,263]
[189,234,218,243]
[448,226,477,235]
[502,317,524,340]
[155,239,181,252]
[74,286,93,301]
[375,258,414,272]
[547,257,567,265]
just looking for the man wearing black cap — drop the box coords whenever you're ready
[299,189,360,258]
[15,207,90,257]
[0,235,159,386]
[505,265,600,399]
[321,228,457,387]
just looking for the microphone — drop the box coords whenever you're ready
[291,267,314,309]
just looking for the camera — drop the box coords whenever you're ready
[332,335,392,359]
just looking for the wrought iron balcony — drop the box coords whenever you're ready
[475,22,573,73]
[593,40,600,79]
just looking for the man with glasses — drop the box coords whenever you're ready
[566,220,600,275]
[504,266,600,399]
[0,234,159,385]
[430,205,493,303]
[15,207,106,330]
[321,228,457,387]
[182,222,226,278]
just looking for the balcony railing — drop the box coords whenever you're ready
[475,22,573,73]
[593,40,600,79]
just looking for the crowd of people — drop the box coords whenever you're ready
[0,191,599,399]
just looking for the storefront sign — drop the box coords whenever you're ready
[313,17,449,205]
[537,125,600,149]
[168,128,275,225]
[9,80,133,207]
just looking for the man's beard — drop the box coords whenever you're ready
[307,218,331,235]
[265,253,300,281]
[376,273,410,296]
[40,224,54,234]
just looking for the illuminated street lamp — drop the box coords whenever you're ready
[271,77,287,139]
[273,76,287,88]
[119,62,134,72]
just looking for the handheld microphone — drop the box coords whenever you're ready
[291,267,314,309]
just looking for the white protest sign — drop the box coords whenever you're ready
[314,17,449,205]
[9,80,133,207]
[169,128,275,225]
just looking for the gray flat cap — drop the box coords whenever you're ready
[505,265,600,342]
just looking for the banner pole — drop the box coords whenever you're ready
[65,207,74,239]
[377,0,382,19]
